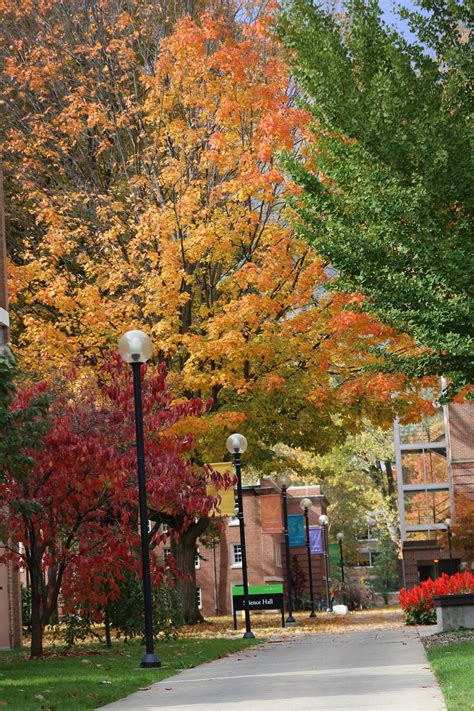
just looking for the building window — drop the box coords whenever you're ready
[164,548,171,560]
[195,547,200,569]
[196,587,202,610]
[355,551,377,568]
[161,523,169,533]
[228,516,239,527]
[402,450,448,486]
[275,543,282,568]
[404,489,450,526]
[231,543,242,567]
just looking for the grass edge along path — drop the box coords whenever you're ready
[0,636,264,710]
[427,640,474,711]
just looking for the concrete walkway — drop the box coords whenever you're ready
[99,627,446,711]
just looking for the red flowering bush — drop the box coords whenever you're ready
[399,572,474,625]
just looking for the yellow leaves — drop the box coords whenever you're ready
[3,6,424,437]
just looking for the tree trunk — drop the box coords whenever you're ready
[104,607,112,648]
[171,519,209,625]
[29,570,43,658]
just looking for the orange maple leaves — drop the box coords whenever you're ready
[2,6,426,456]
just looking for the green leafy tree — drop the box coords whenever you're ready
[0,347,50,483]
[371,535,400,604]
[277,0,473,397]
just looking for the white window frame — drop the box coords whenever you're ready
[195,547,200,569]
[228,515,239,527]
[164,547,171,560]
[231,543,243,568]
[196,587,203,610]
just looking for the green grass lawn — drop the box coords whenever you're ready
[0,636,263,710]
[427,640,474,711]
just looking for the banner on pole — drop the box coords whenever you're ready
[206,462,235,517]
[261,494,283,533]
[288,514,305,547]
[309,527,323,554]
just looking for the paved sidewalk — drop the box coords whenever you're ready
[99,627,445,711]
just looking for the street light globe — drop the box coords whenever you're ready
[300,497,312,511]
[226,433,248,454]
[319,514,329,526]
[277,471,293,490]
[444,517,452,528]
[118,330,153,363]
[336,532,344,542]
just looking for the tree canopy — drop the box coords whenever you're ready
[276,0,473,397]
[1,6,428,465]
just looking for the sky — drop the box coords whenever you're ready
[378,0,425,43]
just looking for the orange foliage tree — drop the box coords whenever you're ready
[1,5,427,463]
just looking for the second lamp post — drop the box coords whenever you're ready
[277,472,296,624]
[226,433,254,639]
[300,497,316,618]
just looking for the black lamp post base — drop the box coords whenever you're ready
[309,611,317,618]
[243,631,255,639]
[286,615,296,624]
[140,653,161,668]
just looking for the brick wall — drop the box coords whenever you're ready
[448,401,474,501]
[0,545,22,649]
[402,542,464,589]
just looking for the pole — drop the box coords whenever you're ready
[448,530,453,575]
[233,451,254,639]
[322,525,331,612]
[131,362,161,668]
[338,537,346,606]
[282,486,296,623]
[338,539,345,583]
[304,508,316,618]
[212,543,219,615]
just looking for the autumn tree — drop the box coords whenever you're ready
[94,357,235,624]
[2,7,429,468]
[0,358,231,654]
[276,0,473,397]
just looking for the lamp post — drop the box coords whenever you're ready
[300,497,316,618]
[445,517,453,575]
[226,433,254,639]
[118,330,160,668]
[319,514,332,612]
[277,472,296,624]
[336,532,345,584]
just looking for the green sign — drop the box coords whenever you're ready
[233,584,283,596]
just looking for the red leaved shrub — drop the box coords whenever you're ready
[399,571,474,625]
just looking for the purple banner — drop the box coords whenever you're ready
[309,527,323,554]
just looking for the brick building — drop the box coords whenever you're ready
[0,165,23,648]
[163,479,328,617]
[395,398,474,589]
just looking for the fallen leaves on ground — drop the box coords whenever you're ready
[178,607,404,639]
